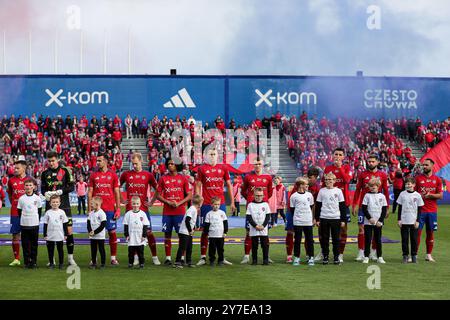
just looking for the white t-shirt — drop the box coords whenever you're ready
[316,187,345,219]
[87,209,107,240]
[246,202,271,236]
[362,192,388,225]
[204,209,227,238]
[42,209,68,241]
[290,191,314,226]
[396,190,424,225]
[179,206,198,236]
[17,193,42,227]
[123,210,150,246]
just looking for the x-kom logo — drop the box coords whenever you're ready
[45,89,109,107]
[255,89,317,107]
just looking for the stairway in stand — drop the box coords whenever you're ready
[121,137,149,171]
[399,138,425,160]
[266,135,298,186]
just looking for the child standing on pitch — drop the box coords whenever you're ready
[246,188,271,265]
[42,195,68,269]
[361,178,388,264]
[175,194,204,268]
[315,172,346,265]
[202,196,228,266]
[397,177,424,263]
[87,196,107,269]
[289,178,315,266]
[18,178,42,269]
[123,196,150,269]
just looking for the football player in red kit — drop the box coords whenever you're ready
[88,153,121,265]
[352,154,390,261]
[156,159,192,265]
[7,156,28,266]
[195,148,235,266]
[120,152,160,265]
[321,148,352,263]
[240,157,273,264]
[415,158,443,262]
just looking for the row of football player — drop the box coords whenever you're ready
[15,171,425,269]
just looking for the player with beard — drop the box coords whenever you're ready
[120,152,161,265]
[414,158,443,262]
[7,156,29,266]
[352,154,390,261]
[41,151,77,266]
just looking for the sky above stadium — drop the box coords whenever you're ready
[0,0,449,77]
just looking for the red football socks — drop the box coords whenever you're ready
[147,232,157,256]
[200,233,208,256]
[285,233,294,256]
[108,232,118,257]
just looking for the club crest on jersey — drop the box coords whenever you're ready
[107,176,111,180]
[177,180,181,184]
[218,169,222,173]
[262,207,265,212]
[140,217,144,221]
[59,215,63,220]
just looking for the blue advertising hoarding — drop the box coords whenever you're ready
[0,74,449,124]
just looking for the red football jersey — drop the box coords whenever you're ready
[353,170,390,207]
[157,174,191,215]
[120,170,158,212]
[323,164,352,206]
[196,164,230,205]
[89,170,120,212]
[241,173,273,203]
[308,182,321,201]
[7,176,28,217]
[415,174,443,213]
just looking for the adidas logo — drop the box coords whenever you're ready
[163,88,196,108]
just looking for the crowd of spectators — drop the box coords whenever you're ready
[0,113,126,185]
[283,112,450,183]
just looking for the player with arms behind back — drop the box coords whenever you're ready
[414,158,443,262]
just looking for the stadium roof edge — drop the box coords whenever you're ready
[0,74,450,81]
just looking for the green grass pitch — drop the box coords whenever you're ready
[0,205,449,300]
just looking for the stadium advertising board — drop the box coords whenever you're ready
[0,75,449,124]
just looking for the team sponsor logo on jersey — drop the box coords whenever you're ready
[129,183,146,188]
[165,187,182,193]
[95,183,112,188]
[205,177,223,182]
